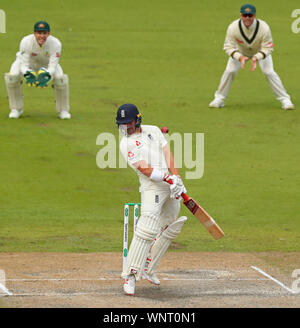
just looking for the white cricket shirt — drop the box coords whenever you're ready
[223,19,274,60]
[120,125,170,191]
[16,34,62,75]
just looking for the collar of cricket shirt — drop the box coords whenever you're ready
[239,18,259,44]
[243,18,257,32]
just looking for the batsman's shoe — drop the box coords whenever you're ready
[209,98,225,108]
[9,109,23,119]
[59,111,71,120]
[123,274,136,296]
[142,271,160,285]
[281,99,295,110]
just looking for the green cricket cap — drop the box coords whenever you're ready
[240,4,256,15]
[34,21,50,32]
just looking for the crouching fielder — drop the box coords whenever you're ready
[117,104,187,295]
[4,21,71,119]
[209,4,294,110]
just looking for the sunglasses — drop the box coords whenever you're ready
[242,14,254,17]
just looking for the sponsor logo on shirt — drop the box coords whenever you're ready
[136,141,141,146]
[31,52,38,56]
[56,52,60,57]
[236,38,244,44]
[268,42,274,48]
[128,151,134,158]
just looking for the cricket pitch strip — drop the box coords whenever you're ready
[0,252,299,308]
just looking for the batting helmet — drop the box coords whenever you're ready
[116,104,142,128]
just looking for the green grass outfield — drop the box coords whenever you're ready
[0,0,299,252]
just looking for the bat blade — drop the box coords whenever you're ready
[162,177,224,240]
[183,195,224,240]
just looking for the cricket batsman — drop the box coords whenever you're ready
[117,103,187,295]
[209,4,294,110]
[4,21,71,119]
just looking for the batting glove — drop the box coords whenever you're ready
[166,175,187,200]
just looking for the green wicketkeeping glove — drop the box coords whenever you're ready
[36,68,51,88]
[24,70,37,87]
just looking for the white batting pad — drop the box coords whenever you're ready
[162,216,187,240]
[135,213,160,241]
[121,236,152,281]
[4,73,23,110]
[147,216,187,275]
[53,74,69,113]
[122,213,160,280]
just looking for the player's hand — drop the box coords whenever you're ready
[251,56,258,72]
[24,70,37,87]
[239,56,249,69]
[36,68,51,88]
[166,175,187,200]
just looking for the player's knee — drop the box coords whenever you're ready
[135,213,160,241]
[262,69,275,78]
[4,73,22,86]
[162,216,187,240]
[225,68,238,76]
[53,74,69,89]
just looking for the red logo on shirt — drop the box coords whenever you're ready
[128,151,134,158]
[136,141,141,146]
[268,42,274,48]
[236,39,244,44]
[56,52,60,57]
[31,52,38,56]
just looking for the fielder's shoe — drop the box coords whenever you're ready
[59,111,71,119]
[9,109,23,119]
[209,98,225,108]
[123,274,135,296]
[142,271,160,285]
[281,99,295,110]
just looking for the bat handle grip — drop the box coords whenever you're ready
[163,176,189,202]
[164,174,173,184]
[163,175,174,185]
[181,193,189,202]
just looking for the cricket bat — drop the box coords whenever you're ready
[164,178,225,240]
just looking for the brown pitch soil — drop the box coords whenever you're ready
[0,252,300,308]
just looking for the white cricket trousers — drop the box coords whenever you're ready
[214,55,291,102]
[140,188,181,230]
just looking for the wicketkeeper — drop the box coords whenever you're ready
[117,104,188,295]
[4,21,71,119]
[209,4,294,110]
